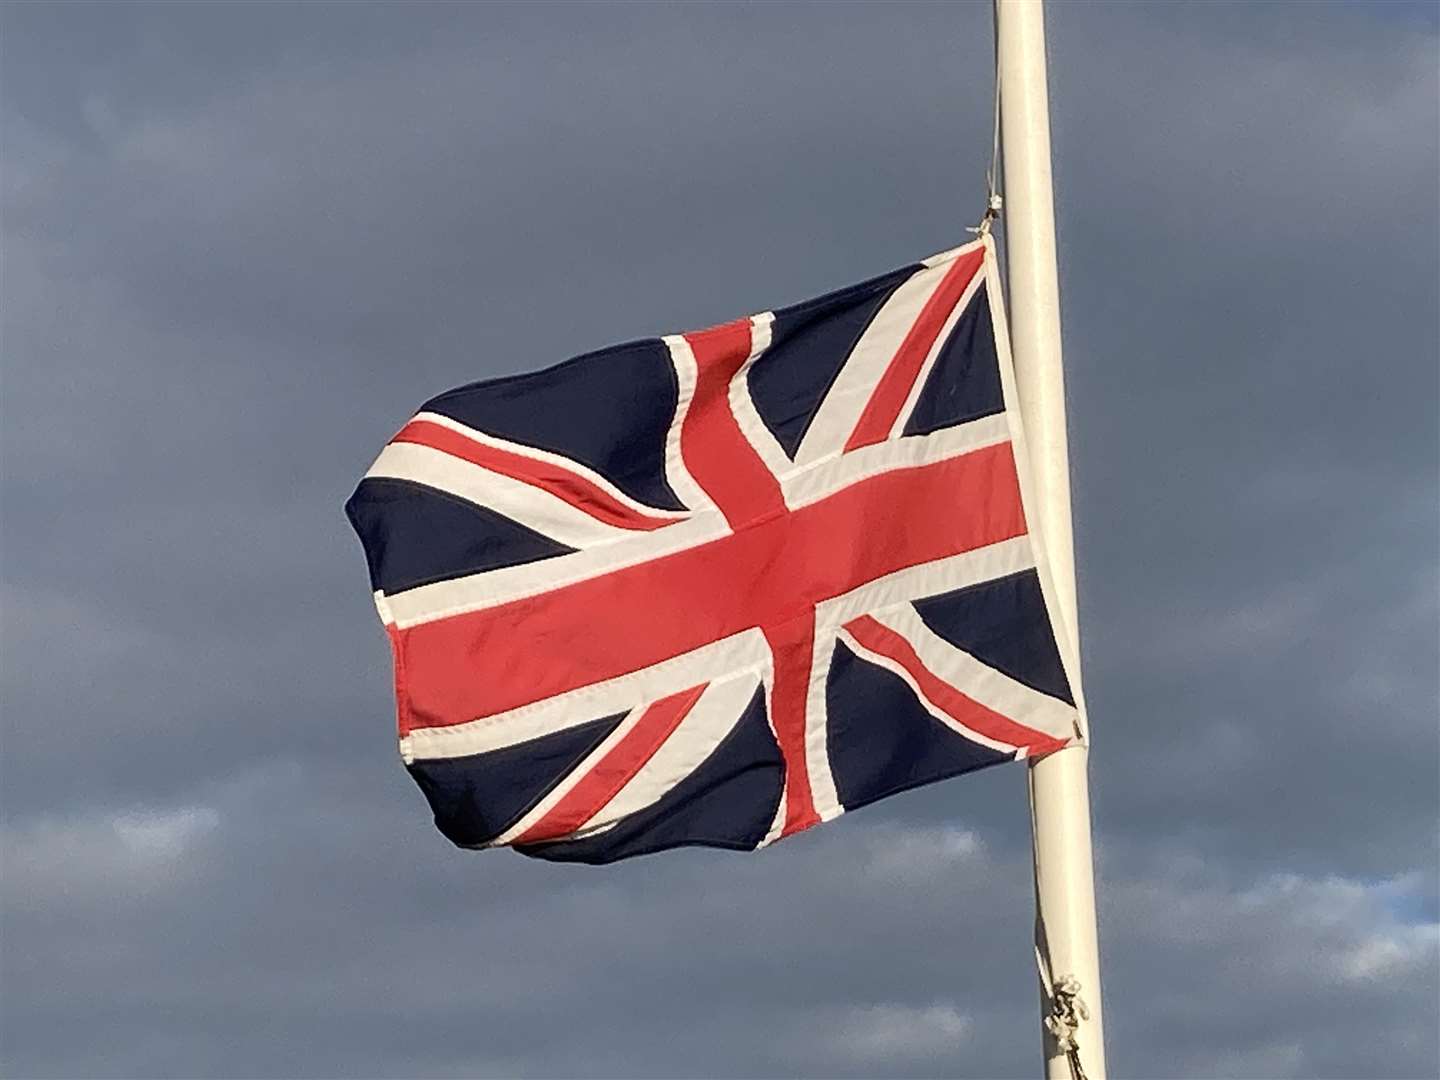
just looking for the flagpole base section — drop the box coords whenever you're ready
[1029,744,1105,1079]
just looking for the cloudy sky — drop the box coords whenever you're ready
[2,2,1436,1077]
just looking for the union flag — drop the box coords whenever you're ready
[346,236,1084,864]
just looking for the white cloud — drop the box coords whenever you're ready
[813,1002,975,1066]
[110,806,220,859]
[2,802,219,909]
[858,823,986,885]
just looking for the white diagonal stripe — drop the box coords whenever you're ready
[366,441,635,550]
[661,336,715,511]
[382,509,729,629]
[490,674,760,847]
[756,786,788,849]
[781,412,1010,511]
[487,703,651,847]
[576,671,762,837]
[729,312,795,484]
[411,411,689,520]
[922,239,983,268]
[803,619,843,825]
[836,625,1020,755]
[793,256,957,468]
[864,604,1077,743]
[812,535,1036,635]
[888,268,987,439]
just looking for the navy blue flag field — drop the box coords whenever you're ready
[346,237,1085,864]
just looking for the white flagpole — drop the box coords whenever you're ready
[994,1,1107,1076]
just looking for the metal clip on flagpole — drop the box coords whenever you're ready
[994,1,1108,1077]
[969,193,1003,238]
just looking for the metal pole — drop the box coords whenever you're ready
[994,1,1107,1076]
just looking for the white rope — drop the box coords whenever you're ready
[1035,945,1092,1080]
[970,0,1004,237]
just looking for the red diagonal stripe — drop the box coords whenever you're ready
[763,615,821,836]
[515,684,707,844]
[679,320,786,527]
[843,614,1067,756]
[844,246,986,452]
[393,419,678,531]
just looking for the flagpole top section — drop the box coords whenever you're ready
[995,0,1108,1077]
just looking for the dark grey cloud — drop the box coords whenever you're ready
[2,2,1436,1077]
[3,772,1434,1078]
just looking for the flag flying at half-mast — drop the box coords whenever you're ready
[346,235,1084,864]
